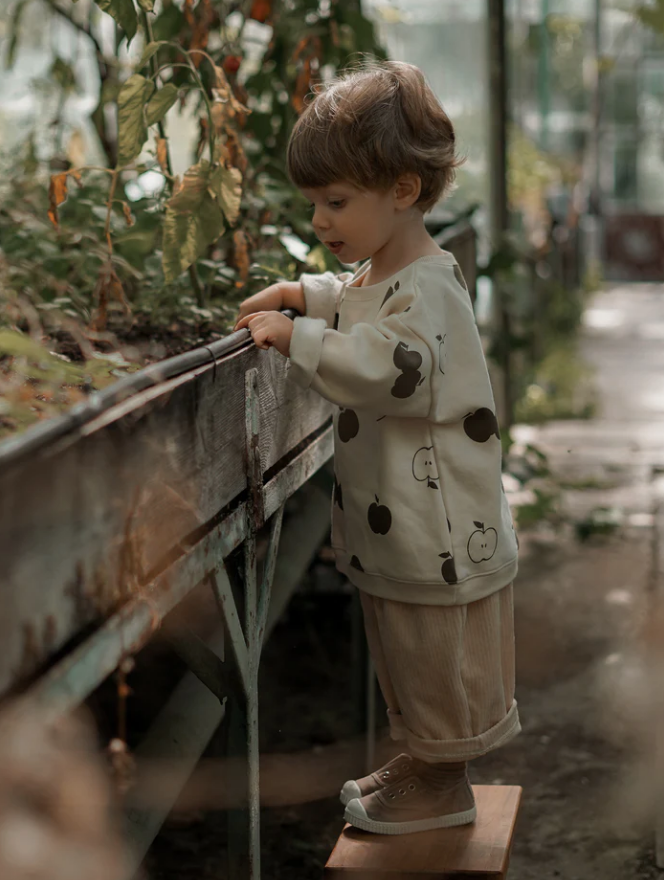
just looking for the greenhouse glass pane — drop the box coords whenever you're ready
[604,65,639,126]
[638,132,664,212]
[639,61,664,132]
[364,0,490,233]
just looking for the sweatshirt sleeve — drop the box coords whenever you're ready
[288,282,435,417]
[298,270,354,328]
[289,261,494,422]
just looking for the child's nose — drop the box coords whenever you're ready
[312,210,330,233]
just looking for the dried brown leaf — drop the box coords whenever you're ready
[292,57,313,116]
[91,263,131,331]
[156,137,169,174]
[232,229,250,284]
[185,0,217,65]
[47,172,69,227]
[224,128,247,175]
[212,66,250,126]
[122,201,134,227]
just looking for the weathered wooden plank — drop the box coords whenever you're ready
[14,424,334,721]
[325,785,522,878]
[0,343,332,698]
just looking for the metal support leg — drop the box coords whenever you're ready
[161,620,239,706]
[206,367,287,880]
[226,693,250,879]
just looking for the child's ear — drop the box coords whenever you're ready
[394,173,422,210]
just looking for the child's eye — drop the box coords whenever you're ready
[307,200,345,211]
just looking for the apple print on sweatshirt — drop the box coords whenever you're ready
[438,551,458,584]
[467,521,498,563]
[391,342,425,399]
[412,446,439,490]
[380,280,400,309]
[338,408,359,442]
[436,333,448,375]
[368,495,392,534]
[463,408,500,443]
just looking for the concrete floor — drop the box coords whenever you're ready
[483,283,664,879]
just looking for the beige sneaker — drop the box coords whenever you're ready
[343,770,476,835]
[339,753,417,806]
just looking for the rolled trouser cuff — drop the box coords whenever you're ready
[404,699,521,763]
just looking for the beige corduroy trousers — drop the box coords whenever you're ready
[358,582,521,763]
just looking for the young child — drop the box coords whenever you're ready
[234,59,520,836]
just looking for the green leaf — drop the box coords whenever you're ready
[146,83,179,126]
[114,227,159,267]
[21,133,39,176]
[637,0,664,35]
[95,0,138,44]
[207,164,243,226]
[152,3,184,40]
[162,203,225,283]
[162,162,225,283]
[116,74,154,167]
[138,40,162,68]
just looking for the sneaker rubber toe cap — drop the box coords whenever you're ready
[340,780,362,806]
[344,796,368,819]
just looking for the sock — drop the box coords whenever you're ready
[417,760,469,791]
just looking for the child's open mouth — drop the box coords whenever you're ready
[327,241,344,253]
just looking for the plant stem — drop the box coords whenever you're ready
[105,170,119,255]
[189,265,206,308]
[141,11,175,185]
[161,42,218,165]
[143,21,207,303]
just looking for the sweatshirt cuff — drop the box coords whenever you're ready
[288,316,327,389]
[299,272,337,327]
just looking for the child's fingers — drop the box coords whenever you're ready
[252,328,271,350]
[234,311,266,331]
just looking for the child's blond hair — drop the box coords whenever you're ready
[286,58,465,214]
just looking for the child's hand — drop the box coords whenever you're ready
[234,284,283,330]
[234,310,294,358]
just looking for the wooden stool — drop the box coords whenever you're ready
[325,785,522,879]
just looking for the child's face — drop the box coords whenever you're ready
[301,181,402,265]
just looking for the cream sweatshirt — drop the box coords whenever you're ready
[287,252,518,606]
